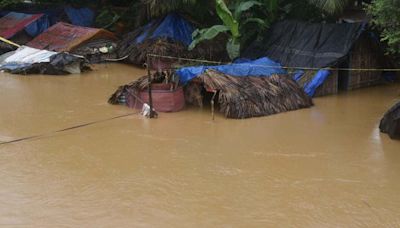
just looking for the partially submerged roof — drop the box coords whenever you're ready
[242,20,366,68]
[0,12,44,39]
[27,22,116,52]
[0,46,89,75]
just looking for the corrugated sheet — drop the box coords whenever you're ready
[27,22,116,52]
[0,12,44,39]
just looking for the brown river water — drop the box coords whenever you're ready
[0,63,399,227]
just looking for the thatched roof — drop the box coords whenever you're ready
[117,36,228,69]
[194,70,313,119]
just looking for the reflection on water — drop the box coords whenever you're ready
[0,64,399,227]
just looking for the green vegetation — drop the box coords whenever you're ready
[367,0,400,55]
[189,0,272,60]
[2,0,399,60]
[0,0,22,8]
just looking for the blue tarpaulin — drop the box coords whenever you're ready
[176,57,287,84]
[135,13,195,46]
[293,70,331,97]
[25,14,50,37]
[64,7,95,27]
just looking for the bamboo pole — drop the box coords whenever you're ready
[0,36,20,48]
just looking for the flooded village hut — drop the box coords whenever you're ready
[176,57,313,118]
[117,13,227,69]
[194,70,313,119]
[26,22,117,63]
[109,57,313,119]
[0,12,50,54]
[242,20,387,96]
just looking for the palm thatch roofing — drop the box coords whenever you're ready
[192,70,313,119]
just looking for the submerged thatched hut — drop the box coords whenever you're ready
[108,69,312,119]
[109,57,312,119]
[186,70,313,119]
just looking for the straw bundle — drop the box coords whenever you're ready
[195,70,313,119]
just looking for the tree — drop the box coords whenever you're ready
[189,0,274,60]
[367,0,400,55]
[0,0,22,8]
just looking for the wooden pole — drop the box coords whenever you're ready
[146,54,155,118]
[0,36,20,48]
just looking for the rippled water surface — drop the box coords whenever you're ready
[0,64,399,227]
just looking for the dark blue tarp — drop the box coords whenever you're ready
[242,20,366,68]
[64,7,95,27]
[176,57,286,84]
[135,13,195,46]
[293,70,331,97]
[25,14,50,37]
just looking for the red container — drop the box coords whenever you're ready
[126,83,185,112]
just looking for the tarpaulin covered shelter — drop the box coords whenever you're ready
[243,20,385,95]
[172,57,312,118]
[27,22,117,63]
[0,46,89,75]
[243,20,366,68]
[117,13,228,67]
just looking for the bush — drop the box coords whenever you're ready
[367,0,400,55]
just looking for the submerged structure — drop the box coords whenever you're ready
[191,70,313,119]
[27,22,117,63]
[110,57,313,119]
[243,20,387,96]
[380,101,400,139]
[0,46,89,75]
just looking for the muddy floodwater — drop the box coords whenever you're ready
[0,63,399,227]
